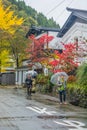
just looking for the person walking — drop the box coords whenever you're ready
[25,74,32,98]
[57,75,67,104]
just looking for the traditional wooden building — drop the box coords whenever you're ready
[57,7,87,64]
[57,7,87,43]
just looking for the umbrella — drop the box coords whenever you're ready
[25,70,38,77]
[50,72,68,85]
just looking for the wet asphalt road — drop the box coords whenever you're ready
[0,87,87,130]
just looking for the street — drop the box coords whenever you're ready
[0,87,87,130]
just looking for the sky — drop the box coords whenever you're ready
[23,0,87,27]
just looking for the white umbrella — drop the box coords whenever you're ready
[50,72,68,85]
[25,70,38,77]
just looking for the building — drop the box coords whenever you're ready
[15,59,42,85]
[57,7,87,64]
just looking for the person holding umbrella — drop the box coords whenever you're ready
[25,74,32,98]
[50,71,68,104]
[57,75,67,104]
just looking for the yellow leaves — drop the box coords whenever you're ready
[0,1,24,34]
[0,50,11,72]
[0,49,15,72]
[0,0,24,72]
[41,60,48,66]
[52,53,59,59]
[1,50,9,65]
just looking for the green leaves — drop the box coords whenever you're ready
[76,63,87,86]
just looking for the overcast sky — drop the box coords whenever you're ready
[23,0,87,27]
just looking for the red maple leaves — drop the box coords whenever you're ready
[49,43,79,73]
[26,34,79,73]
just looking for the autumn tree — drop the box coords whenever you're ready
[0,0,23,72]
[8,27,28,68]
[0,0,23,34]
[49,43,78,74]
[26,34,54,68]
[0,50,13,72]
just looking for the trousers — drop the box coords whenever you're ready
[27,85,32,96]
[59,90,66,103]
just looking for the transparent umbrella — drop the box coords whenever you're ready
[25,70,38,77]
[50,72,68,85]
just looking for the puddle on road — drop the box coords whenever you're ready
[37,114,87,121]
[37,115,65,120]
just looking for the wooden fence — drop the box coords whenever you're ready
[0,72,15,85]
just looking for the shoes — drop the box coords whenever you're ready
[59,102,63,104]
[63,102,67,104]
[59,102,67,105]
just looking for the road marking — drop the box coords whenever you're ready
[26,106,86,129]
[26,106,57,115]
[69,128,87,130]
[26,106,41,114]
[54,120,86,129]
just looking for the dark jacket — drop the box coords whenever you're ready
[25,78,32,86]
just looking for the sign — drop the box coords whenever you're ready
[44,67,48,76]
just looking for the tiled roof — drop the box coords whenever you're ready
[26,26,60,38]
[57,7,87,37]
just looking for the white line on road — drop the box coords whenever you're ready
[26,106,86,130]
[26,106,41,114]
[54,120,86,130]
[26,106,57,115]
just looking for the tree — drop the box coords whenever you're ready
[26,34,54,68]
[49,43,78,73]
[9,27,28,68]
[8,0,60,28]
[0,0,23,72]
[0,50,12,72]
[0,0,23,34]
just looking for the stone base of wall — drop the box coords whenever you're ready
[67,91,87,108]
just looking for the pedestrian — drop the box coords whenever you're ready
[25,74,32,97]
[57,75,67,104]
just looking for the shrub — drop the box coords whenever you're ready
[76,63,87,86]
[68,75,76,83]
[36,73,54,93]
[67,83,87,108]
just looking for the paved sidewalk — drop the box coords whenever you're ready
[0,85,62,104]
[34,92,59,102]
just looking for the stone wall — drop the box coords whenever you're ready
[67,89,87,108]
